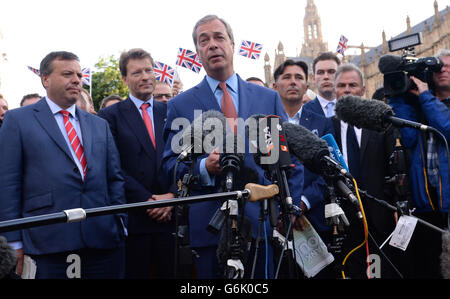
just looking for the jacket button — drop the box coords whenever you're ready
[74,167,79,174]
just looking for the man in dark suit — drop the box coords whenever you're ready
[272,59,334,234]
[333,63,397,279]
[98,48,175,279]
[302,52,341,118]
[0,51,126,279]
[162,15,294,279]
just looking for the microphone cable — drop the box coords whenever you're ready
[341,179,370,279]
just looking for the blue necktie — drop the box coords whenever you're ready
[347,125,360,181]
[326,102,335,117]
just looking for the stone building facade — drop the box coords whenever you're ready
[264,0,450,98]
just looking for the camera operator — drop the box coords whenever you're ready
[388,49,450,278]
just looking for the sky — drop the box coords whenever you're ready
[0,0,448,108]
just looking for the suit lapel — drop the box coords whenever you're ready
[153,101,166,170]
[192,78,221,112]
[360,129,371,164]
[33,99,74,163]
[77,108,93,171]
[332,116,343,150]
[120,98,156,159]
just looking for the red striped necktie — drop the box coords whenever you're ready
[140,103,156,148]
[60,110,87,179]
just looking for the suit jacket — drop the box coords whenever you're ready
[302,97,325,117]
[331,117,396,241]
[161,74,295,248]
[298,108,335,233]
[0,99,126,255]
[98,98,173,234]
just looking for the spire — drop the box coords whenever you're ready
[300,0,328,58]
[434,0,441,25]
[382,30,388,54]
[406,15,412,34]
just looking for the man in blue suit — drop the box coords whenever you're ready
[0,51,126,279]
[162,15,295,279]
[273,59,334,238]
[98,48,175,279]
[302,52,341,118]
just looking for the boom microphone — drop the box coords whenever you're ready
[441,231,450,279]
[378,54,404,74]
[282,122,357,204]
[335,95,435,133]
[0,236,17,279]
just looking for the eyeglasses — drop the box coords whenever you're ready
[154,94,172,99]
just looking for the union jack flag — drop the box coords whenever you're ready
[238,40,263,60]
[81,68,91,86]
[336,35,348,55]
[27,66,40,77]
[176,48,202,74]
[154,61,175,86]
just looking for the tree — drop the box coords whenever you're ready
[91,55,128,110]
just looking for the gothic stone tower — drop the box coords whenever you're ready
[300,0,328,59]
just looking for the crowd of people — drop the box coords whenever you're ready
[0,14,449,280]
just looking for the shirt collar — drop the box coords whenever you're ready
[129,93,154,110]
[317,94,336,109]
[205,73,238,94]
[45,96,78,119]
[287,107,303,124]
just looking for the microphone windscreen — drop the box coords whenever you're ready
[378,54,403,74]
[335,95,394,132]
[245,114,268,166]
[0,236,17,279]
[441,231,450,279]
[282,122,328,174]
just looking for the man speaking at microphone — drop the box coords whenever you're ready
[161,15,293,279]
[388,49,450,278]
[333,63,397,279]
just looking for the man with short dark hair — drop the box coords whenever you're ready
[0,51,126,279]
[162,15,290,279]
[303,52,341,117]
[98,48,175,279]
[273,59,335,277]
[20,93,41,107]
[246,77,266,87]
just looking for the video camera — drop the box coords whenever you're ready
[379,32,443,97]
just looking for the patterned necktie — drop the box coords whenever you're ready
[346,125,360,181]
[141,103,156,148]
[219,82,238,134]
[60,110,87,178]
[326,102,335,117]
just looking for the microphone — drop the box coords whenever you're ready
[176,110,227,162]
[378,54,403,74]
[441,231,450,279]
[0,236,18,279]
[282,122,357,204]
[220,134,245,191]
[322,134,349,172]
[335,95,435,133]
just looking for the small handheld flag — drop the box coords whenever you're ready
[176,48,202,74]
[238,40,263,60]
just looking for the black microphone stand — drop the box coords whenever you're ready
[272,166,300,279]
[173,156,198,279]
